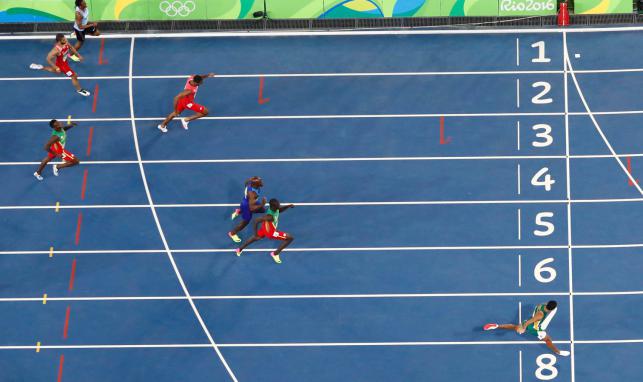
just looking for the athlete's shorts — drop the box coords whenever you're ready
[74,26,97,42]
[257,225,288,241]
[239,202,264,222]
[55,59,75,77]
[523,322,547,340]
[48,144,76,162]
[175,97,205,114]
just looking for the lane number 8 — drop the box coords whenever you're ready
[535,354,558,380]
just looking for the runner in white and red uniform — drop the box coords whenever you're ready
[29,33,90,97]
[158,73,215,133]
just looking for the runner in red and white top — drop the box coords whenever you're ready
[29,33,90,97]
[158,73,215,133]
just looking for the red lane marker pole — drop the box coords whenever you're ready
[74,213,83,246]
[68,259,77,291]
[81,169,88,200]
[92,84,99,113]
[63,306,71,339]
[86,127,94,157]
[627,157,639,186]
[98,38,108,65]
[57,354,65,382]
[439,116,451,144]
[258,76,270,105]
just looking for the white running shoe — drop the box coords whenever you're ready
[34,172,43,181]
[271,251,282,264]
[157,124,168,133]
[559,350,570,357]
[30,63,43,70]
[77,89,90,97]
[53,165,59,176]
[181,118,189,130]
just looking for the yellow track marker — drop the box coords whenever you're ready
[49,246,54,258]
[36,342,41,353]
[55,202,60,213]
[42,294,47,304]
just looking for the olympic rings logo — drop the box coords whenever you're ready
[159,1,196,17]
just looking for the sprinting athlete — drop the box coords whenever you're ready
[69,0,100,62]
[236,199,295,264]
[484,300,570,356]
[34,119,80,181]
[29,33,90,97]
[229,177,266,242]
[157,73,215,132]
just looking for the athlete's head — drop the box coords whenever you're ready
[49,119,62,131]
[269,198,280,211]
[75,0,87,9]
[251,176,263,188]
[545,301,557,311]
[55,33,67,45]
[192,75,203,85]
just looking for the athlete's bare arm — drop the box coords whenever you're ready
[43,136,59,151]
[278,204,295,213]
[63,123,77,131]
[46,47,59,69]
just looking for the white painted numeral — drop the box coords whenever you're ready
[534,212,555,237]
[532,82,553,104]
[531,167,556,191]
[531,41,552,63]
[532,124,553,147]
[534,258,557,283]
[535,354,558,380]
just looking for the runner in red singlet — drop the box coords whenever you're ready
[157,73,215,133]
[29,33,90,97]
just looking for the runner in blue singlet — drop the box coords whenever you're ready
[228,176,266,243]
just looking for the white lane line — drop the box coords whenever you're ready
[516,38,520,67]
[7,242,643,256]
[519,350,523,382]
[127,37,238,382]
[2,290,643,303]
[516,78,521,108]
[517,164,522,195]
[518,301,522,324]
[563,31,577,382]
[517,121,521,151]
[517,208,522,240]
[518,255,522,287]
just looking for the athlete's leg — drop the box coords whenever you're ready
[497,324,520,330]
[70,74,82,91]
[230,219,249,236]
[542,335,567,355]
[184,106,209,123]
[160,111,179,128]
[238,235,262,252]
[74,39,84,51]
[56,157,80,170]
[273,234,294,256]
[41,66,61,74]
[36,156,52,175]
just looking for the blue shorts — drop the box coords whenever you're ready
[240,202,264,222]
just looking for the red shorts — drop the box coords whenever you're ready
[257,225,288,241]
[48,143,76,162]
[56,59,75,77]
[175,97,205,114]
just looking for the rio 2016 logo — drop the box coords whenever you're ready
[159,1,196,17]
[500,0,556,11]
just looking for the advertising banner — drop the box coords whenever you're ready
[498,0,557,15]
[574,0,632,13]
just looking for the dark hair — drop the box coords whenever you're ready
[193,75,203,84]
[546,301,557,310]
[75,0,84,7]
[49,119,58,128]
[55,33,65,42]
[269,198,280,210]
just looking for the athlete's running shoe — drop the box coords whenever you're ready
[157,124,168,133]
[34,172,43,181]
[52,165,59,177]
[69,54,80,62]
[271,251,282,264]
[231,208,241,220]
[483,323,498,331]
[228,232,241,243]
[235,248,243,257]
[181,118,189,130]
[77,89,90,97]
[559,351,570,357]
[29,63,43,70]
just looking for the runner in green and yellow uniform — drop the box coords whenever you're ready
[483,300,570,356]
[34,119,80,181]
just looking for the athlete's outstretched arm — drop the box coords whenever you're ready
[278,204,295,213]
[198,73,216,80]
[518,311,544,334]
[63,122,77,131]
[68,45,83,61]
